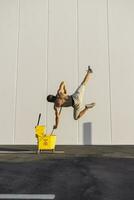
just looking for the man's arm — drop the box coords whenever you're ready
[53,105,60,129]
[63,84,67,94]
[57,81,67,95]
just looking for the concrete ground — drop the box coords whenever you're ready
[0,145,134,200]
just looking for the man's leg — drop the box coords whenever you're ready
[81,66,93,86]
[76,103,95,120]
[73,66,94,120]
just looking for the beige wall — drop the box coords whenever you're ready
[0,0,134,144]
[108,0,134,144]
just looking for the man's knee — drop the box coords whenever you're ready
[74,115,79,120]
[74,117,78,120]
[73,110,80,120]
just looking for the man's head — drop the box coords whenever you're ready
[47,94,65,107]
[47,95,56,103]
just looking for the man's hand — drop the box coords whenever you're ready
[61,81,65,85]
[53,125,57,129]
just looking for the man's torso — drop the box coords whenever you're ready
[55,94,74,107]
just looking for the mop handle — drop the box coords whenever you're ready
[51,128,54,135]
[51,107,62,135]
[37,113,41,126]
[59,107,62,115]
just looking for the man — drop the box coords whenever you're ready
[47,66,95,129]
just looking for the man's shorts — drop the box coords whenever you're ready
[72,83,85,120]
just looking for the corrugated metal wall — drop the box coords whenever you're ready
[0,0,134,144]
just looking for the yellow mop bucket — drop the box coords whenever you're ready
[35,125,46,138]
[37,134,56,150]
[35,114,56,152]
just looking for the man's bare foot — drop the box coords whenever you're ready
[85,102,96,109]
[88,65,93,73]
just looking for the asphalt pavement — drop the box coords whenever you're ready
[0,145,134,200]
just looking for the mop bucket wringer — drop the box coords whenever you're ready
[35,114,56,152]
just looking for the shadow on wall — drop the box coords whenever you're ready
[83,122,92,144]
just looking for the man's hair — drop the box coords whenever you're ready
[47,95,56,103]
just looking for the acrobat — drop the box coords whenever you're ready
[47,66,95,129]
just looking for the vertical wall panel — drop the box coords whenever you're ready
[15,0,48,144]
[0,0,134,145]
[0,0,18,144]
[109,0,134,144]
[78,0,111,144]
[47,0,78,144]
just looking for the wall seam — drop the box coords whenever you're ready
[76,0,79,144]
[106,0,113,144]
[40,2,46,122]
[13,0,20,144]
[46,0,50,128]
